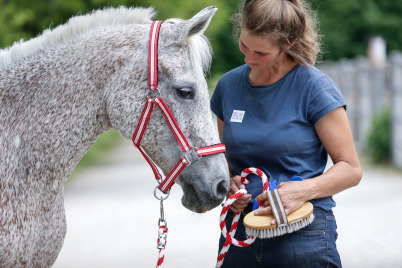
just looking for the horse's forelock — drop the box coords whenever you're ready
[0,6,156,69]
[188,35,213,79]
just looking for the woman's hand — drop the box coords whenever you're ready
[254,180,311,224]
[228,175,252,213]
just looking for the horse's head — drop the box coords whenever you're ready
[106,6,229,213]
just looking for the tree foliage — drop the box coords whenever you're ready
[365,108,391,163]
[0,0,401,76]
[311,0,402,61]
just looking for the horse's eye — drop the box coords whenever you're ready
[176,87,194,99]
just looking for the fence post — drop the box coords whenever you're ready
[355,57,372,153]
[390,51,402,169]
[368,36,387,114]
[336,59,360,149]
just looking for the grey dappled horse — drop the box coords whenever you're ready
[0,6,229,267]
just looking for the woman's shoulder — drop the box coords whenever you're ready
[294,64,337,89]
[295,64,325,80]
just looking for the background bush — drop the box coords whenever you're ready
[365,109,391,164]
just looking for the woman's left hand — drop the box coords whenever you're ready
[253,180,312,224]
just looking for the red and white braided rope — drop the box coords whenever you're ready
[156,224,168,268]
[216,168,269,268]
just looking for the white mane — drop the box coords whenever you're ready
[0,6,156,69]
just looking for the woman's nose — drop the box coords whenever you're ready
[244,52,257,64]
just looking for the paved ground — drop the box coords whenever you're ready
[53,139,402,268]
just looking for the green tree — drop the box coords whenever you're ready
[312,0,402,61]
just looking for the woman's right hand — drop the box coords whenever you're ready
[228,175,252,213]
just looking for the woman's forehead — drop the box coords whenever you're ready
[240,29,278,51]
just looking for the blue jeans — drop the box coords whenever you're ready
[218,207,342,268]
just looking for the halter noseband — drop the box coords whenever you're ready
[132,21,226,194]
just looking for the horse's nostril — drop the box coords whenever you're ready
[216,180,229,198]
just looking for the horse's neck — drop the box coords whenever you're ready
[0,27,145,180]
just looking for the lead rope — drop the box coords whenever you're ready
[216,168,269,268]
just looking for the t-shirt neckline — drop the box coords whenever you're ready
[245,64,300,89]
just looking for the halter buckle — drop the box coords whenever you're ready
[183,148,200,165]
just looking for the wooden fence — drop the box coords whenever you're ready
[318,51,402,169]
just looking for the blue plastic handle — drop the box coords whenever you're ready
[290,176,303,181]
[269,180,279,190]
[252,201,260,211]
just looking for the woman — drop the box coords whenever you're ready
[211,0,362,267]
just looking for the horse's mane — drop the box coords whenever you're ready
[0,6,156,69]
[0,6,212,78]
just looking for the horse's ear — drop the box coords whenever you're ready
[178,6,217,44]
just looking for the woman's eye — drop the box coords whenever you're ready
[176,88,194,99]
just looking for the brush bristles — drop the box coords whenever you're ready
[245,214,315,239]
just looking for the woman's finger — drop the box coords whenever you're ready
[253,206,272,216]
[255,191,268,202]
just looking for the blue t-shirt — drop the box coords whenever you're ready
[210,64,346,210]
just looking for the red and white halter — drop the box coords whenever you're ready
[132,21,226,195]
[131,21,226,268]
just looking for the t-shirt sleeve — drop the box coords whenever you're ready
[308,76,346,125]
[210,81,224,121]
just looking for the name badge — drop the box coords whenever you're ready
[230,110,245,123]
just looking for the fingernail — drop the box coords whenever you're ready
[254,211,259,215]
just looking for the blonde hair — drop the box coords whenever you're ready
[233,0,321,66]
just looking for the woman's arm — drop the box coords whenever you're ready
[255,107,362,217]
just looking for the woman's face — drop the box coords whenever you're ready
[239,29,284,70]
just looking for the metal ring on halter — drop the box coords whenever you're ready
[148,88,161,100]
[154,186,170,201]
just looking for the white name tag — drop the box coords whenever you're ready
[230,110,245,123]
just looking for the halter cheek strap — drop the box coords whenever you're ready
[132,21,226,194]
[148,20,162,91]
